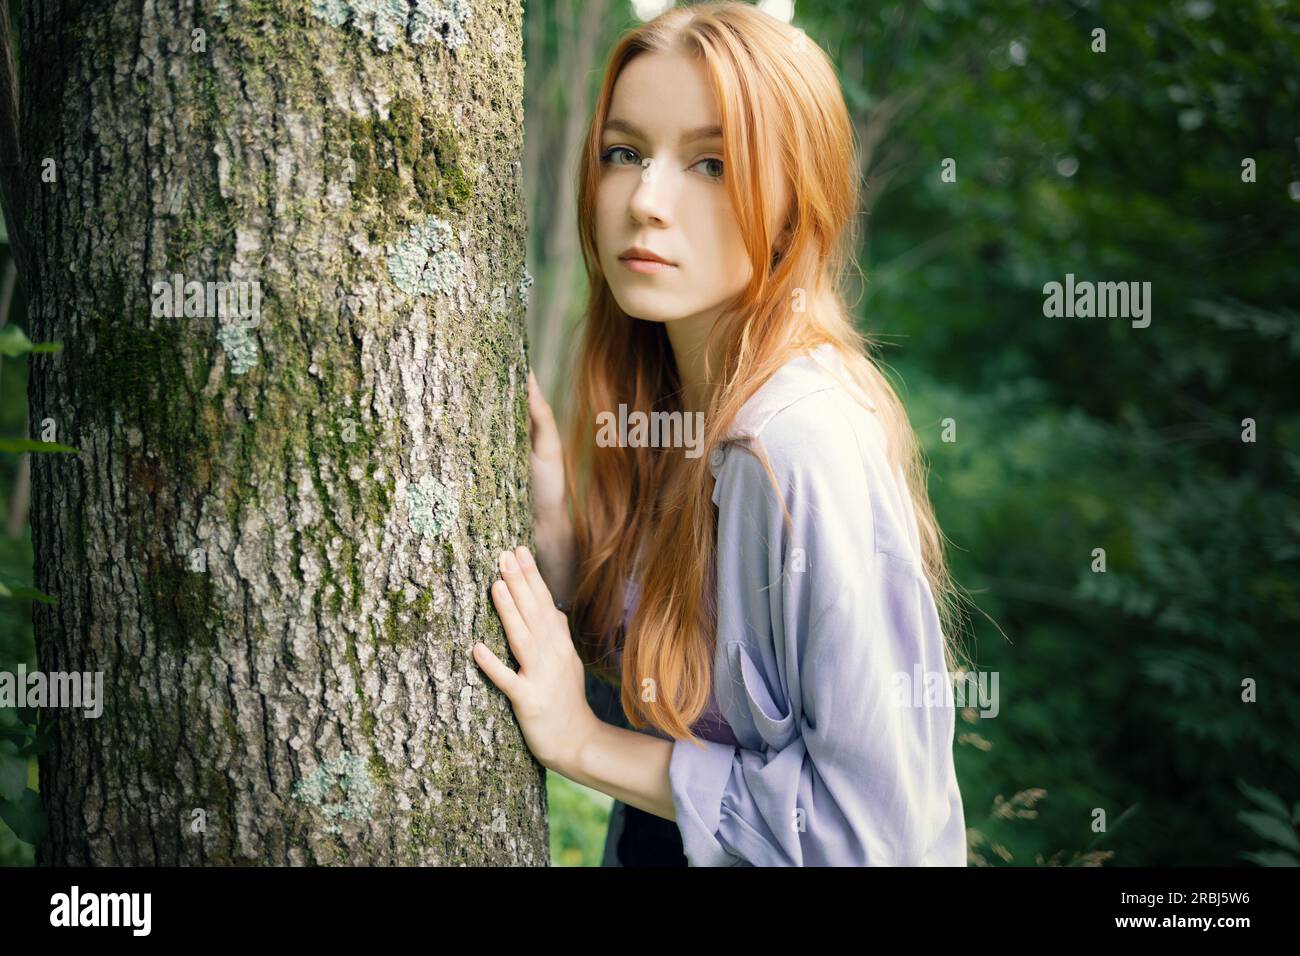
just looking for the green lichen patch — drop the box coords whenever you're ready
[387,216,462,298]
[406,472,460,537]
[517,263,534,306]
[292,751,378,835]
[311,0,473,54]
[216,322,259,374]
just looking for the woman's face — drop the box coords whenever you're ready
[595,50,755,329]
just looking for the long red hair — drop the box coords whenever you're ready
[562,1,969,743]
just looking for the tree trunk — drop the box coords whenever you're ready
[19,0,543,865]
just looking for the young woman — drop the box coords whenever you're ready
[472,1,970,867]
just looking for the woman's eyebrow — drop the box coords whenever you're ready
[602,117,723,145]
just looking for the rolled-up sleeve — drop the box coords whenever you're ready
[669,405,965,866]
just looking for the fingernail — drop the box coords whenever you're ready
[516,546,533,566]
[499,550,516,572]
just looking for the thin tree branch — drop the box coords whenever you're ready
[0,2,28,293]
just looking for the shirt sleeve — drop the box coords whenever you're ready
[669,407,965,866]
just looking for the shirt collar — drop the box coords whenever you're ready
[719,342,872,444]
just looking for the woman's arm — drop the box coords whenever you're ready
[527,370,579,606]
[557,720,677,822]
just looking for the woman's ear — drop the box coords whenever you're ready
[769,171,796,268]
[771,221,793,268]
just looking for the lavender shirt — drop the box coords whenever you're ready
[641,343,968,866]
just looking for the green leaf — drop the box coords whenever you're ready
[0,580,57,604]
[1236,778,1291,820]
[19,731,51,757]
[0,740,26,803]
[0,438,78,454]
[1237,810,1300,851]
[1080,802,1140,854]
[1240,849,1300,867]
[0,788,47,845]
[0,325,61,356]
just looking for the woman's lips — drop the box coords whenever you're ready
[620,257,676,274]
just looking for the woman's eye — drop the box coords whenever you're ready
[601,146,640,166]
[692,157,724,180]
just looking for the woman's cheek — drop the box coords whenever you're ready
[593,191,617,271]
[708,211,751,294]
[717,245,751,299]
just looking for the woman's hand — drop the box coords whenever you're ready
[528,369,567,528]
[527,369,577,605]
[474,544,599,776]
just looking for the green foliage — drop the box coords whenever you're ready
[0,524,41,865]
[0,293,61,861]
[1236,778,1300,865]
[0,581,54,603]
[547,771,614,866]
[0,326,60,357]
[0,438,76,454]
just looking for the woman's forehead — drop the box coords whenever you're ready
[610,51,719,123]
[606,49,780,165]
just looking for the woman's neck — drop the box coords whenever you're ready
[664,311,725,416]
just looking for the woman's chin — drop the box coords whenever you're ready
[611,292,681,325]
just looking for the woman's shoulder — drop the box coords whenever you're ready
[724,374,889,499]
[719,368,920,566]
[757,384,886,466]
[718,345,887,465]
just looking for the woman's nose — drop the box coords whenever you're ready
[628,157,672,226]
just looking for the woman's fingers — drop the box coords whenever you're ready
[527,370,562,459]
[472,640,521,699]
[490,577,535,667]
[513,545,557,618]
[498,548,545,626]
[527,370,547,422]
[527,371,544,436]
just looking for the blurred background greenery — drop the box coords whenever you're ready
[3,0,1297,866]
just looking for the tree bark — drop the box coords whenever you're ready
[20,0,543,865]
